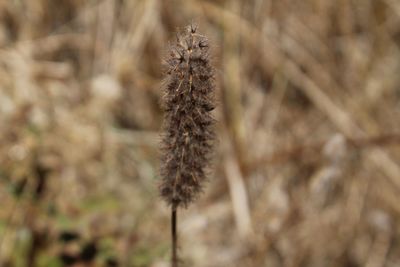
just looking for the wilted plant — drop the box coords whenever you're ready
[159,24,216,266]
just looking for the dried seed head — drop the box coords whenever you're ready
[160,24,216,208]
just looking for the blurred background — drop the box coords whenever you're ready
[0,0,400,266]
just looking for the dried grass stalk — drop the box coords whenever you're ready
[159,24,216,267]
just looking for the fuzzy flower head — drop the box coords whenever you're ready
[160,24,216,208]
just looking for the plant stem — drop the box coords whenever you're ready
[172,207,178,267]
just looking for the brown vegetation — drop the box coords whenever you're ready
[0,1,400,267]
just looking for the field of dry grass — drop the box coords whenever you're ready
[0,0,400,266]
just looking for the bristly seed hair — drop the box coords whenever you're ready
[160,24,216,209]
